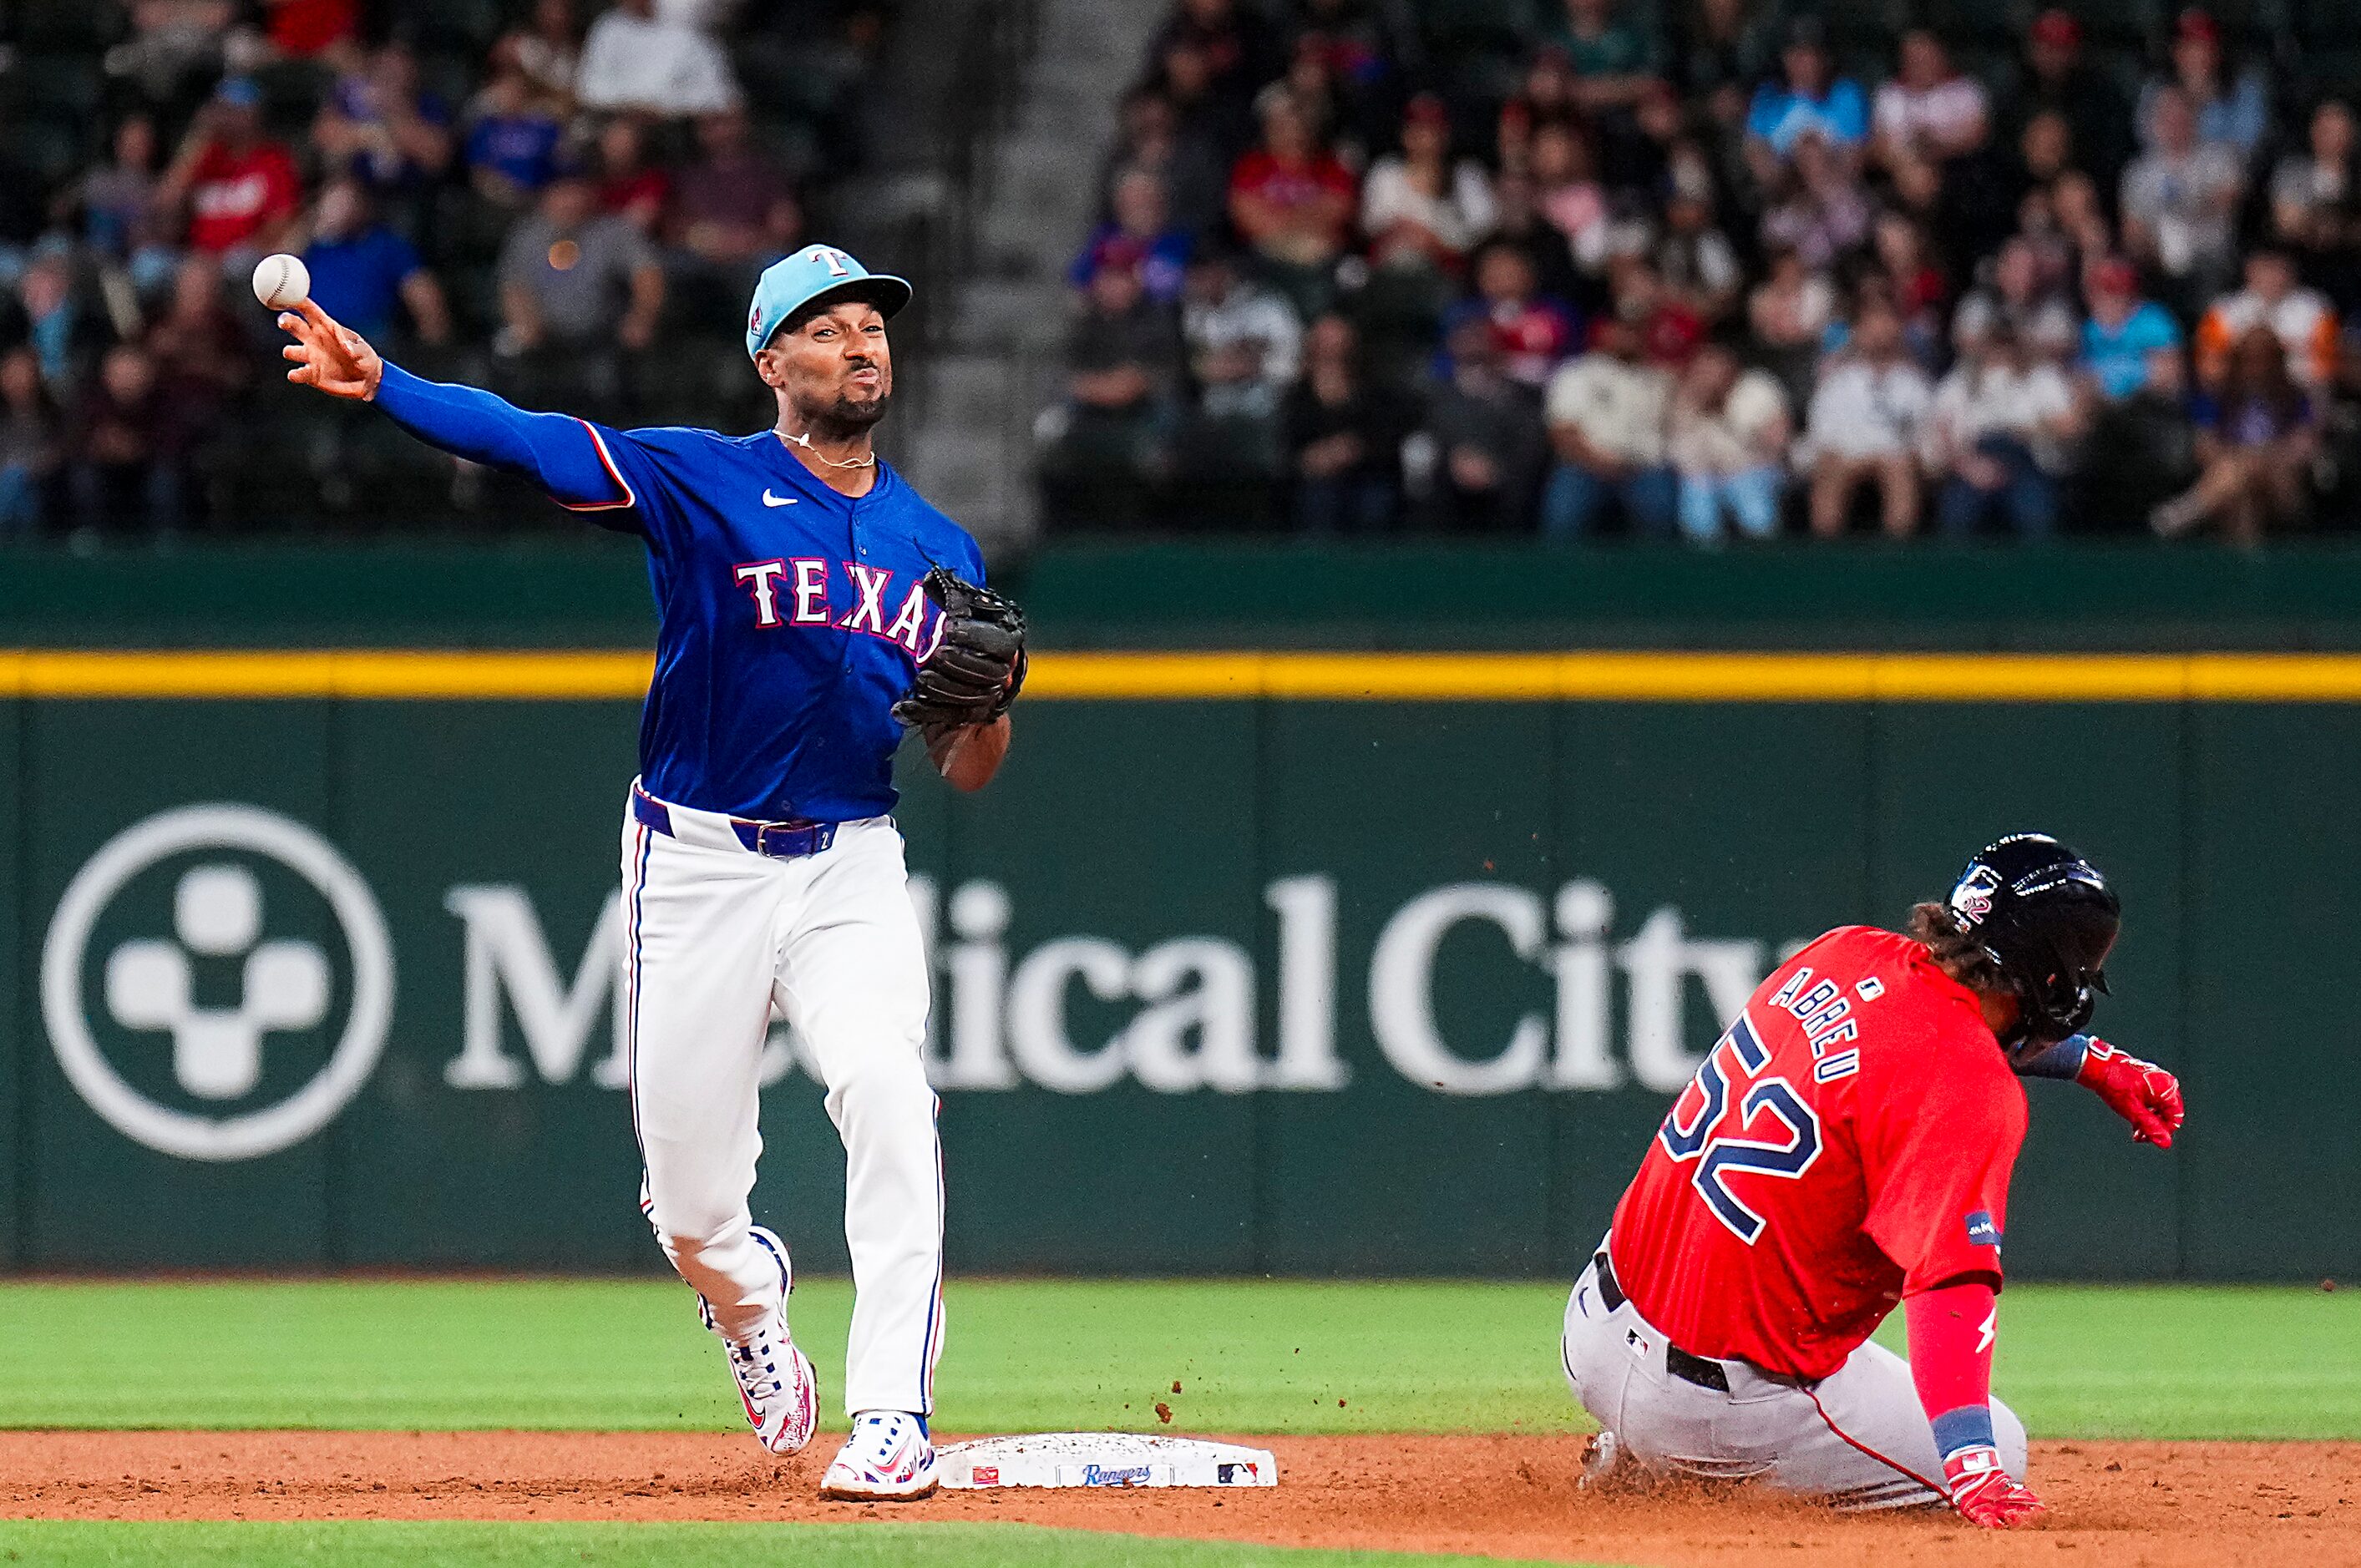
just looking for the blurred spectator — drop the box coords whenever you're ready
[1953,236,2080,365]
[1872,212,1948,361]
[0,346,61,535]
[1158,35,1255,171]
[300,177,451,345]
[1745,20,1867,174]
[1452,240,1580,388]
[2079,257,2186,401]
[1360,96,1498,278]
[1073,169,1195,305]
[2152,327,2318,541]
[1411,316,1546,533]
[495,176,664,412]
[2272,100,2361,314]
[1539,316,1675,539]
[1154,0,1280,112]
[1528,123,1612,278]
[1761,133,1871,273]
[2042,169,2116,284]
[70,114,180,296]
[2136,8,2267,161]
[1668,0,1781,129]
[104,0,233,105]
[144,255,251,440]
[1609,257,1705,368]
[1647,172,1743,325]
[1872,30,1989,175]
[258,0,361,62]
[1805,299,1933,537]
[1181,249,1304,475]
[1284,313,1403,535]
[70,343,185,536]
[1538,0,1665,116]
[593,116,671,236]
[496,0,585,109]
[313,42,455,215]
[667,109,803,280]
[1667,341,1789,542]
[1040,261,1182,523]
[160,78,303,265]
[1283,3,1396,157]
[2196,249,2337,392]
[2121,86,2243,306]
[1748,245,1837,407]
[1488,172,1586,305]
[1102,89,1230,238]
[1228,91,1357,311]
[576,0,740,119]
[464,63,569,210]
[1500,52,1581,177]
[13,252,107,393]
[2010,10,2133,190]
[1926,324,2080,538]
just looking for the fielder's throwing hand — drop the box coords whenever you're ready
[281,245,1022,1502]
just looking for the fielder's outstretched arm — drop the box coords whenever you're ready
[277,300,625,509]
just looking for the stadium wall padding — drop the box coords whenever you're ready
[3,674,2356,1281]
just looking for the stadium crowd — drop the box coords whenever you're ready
[0,0,884,536]
[1043,0,2361,542]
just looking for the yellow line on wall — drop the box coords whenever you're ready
[7,649,2361,701]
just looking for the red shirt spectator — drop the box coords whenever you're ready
[1229,92,1356,269]
[267,0,359,58]
[164,80,302,256]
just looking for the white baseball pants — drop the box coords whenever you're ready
[621,787,944,1419]
[1561,1240,2026,1510]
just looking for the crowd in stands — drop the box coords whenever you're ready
[0,0,884,537]
[1043,0,2361,543]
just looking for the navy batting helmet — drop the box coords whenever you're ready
[1945,833,2120,1044]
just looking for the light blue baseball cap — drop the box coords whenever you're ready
[745,245,913,360]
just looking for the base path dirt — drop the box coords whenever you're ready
[3,1432,2357,1567]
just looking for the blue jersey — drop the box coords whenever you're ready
[371,366,984,823]
[581,424,984,822]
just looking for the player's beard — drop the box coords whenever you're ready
[798,372,892,444]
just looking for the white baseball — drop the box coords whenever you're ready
[252,253,311,311]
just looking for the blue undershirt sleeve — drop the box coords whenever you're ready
[373,362,631,512]
[2011,1033,2090,1081]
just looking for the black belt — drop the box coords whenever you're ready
[1592,1250,1732,1393]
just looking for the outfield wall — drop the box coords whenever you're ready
[3,640,2356,1282]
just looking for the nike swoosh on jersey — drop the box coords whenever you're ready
[762,489,798,507]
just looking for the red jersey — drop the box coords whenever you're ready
[1228,152,1356,245]
[185,143,301,255]
[1608,926,2025,1382]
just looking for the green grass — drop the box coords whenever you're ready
[0,1521,1592,1568]
[0,1278,2349,1439]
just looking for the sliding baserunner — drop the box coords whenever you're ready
[276,245,1028,1501]
[1564,834,2183,1523]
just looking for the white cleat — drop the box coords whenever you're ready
[818,1410,939,1501]
[700,1226,819,1456]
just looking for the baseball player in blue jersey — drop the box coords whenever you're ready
[276,245,1027,1501]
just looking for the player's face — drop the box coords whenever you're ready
[763,301,893,431]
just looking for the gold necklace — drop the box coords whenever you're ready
[778,429,877,470]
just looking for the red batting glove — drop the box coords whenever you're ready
[2076,1039,2186,1148]
[1944,1445,2045,1528]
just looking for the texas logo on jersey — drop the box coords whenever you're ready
[731,559,948,661]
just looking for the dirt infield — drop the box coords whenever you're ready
[3,1432,2356,1566]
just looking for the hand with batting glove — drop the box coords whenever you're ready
[2077,1039,2185,1148]
[1943,1444,2045,1528]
